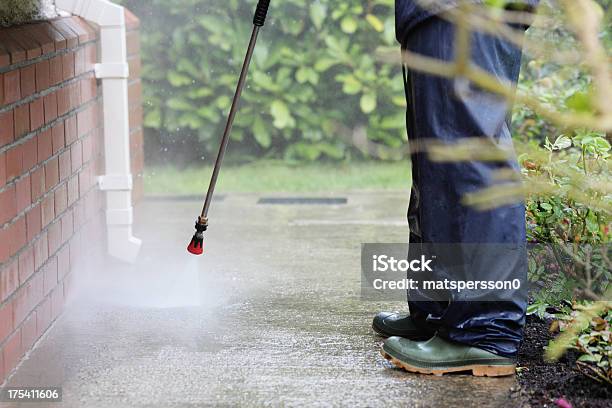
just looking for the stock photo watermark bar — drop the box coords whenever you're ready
[361,243,610,302]
[0,387,62,402]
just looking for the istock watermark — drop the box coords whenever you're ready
[361,243,529,302]
[361,243,611,302]
[371,277,522,292]
[372,254,434,272]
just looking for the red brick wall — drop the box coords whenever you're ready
[0,12,144,383]
[126,10,144,203]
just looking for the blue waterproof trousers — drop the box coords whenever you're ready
[401,16,527,358]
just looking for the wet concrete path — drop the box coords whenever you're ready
[5,193,519,407]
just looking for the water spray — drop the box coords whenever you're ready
[187,0,271,255]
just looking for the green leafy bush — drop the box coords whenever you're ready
[118,0,406,161]
[550,303,611,385]
[516,54,611,304]
[522,133,611,304]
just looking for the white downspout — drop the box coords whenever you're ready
[56,0,142,263]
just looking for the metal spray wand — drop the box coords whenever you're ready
[188,0,271,255]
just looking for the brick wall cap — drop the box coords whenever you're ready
[0,27,42,60]
[124,9,140,30]
[25,23,56,54]
[34,22,67,51]
[6,27,42,60]
[60,17,87,44]
[0,30,27,63]
[67,17,95,43]
[0,42,11,68]
[48,18,79,49]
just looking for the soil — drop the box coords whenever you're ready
[513,315,612,407]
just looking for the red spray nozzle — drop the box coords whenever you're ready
[187,218,207,255]
[187,234,204,255]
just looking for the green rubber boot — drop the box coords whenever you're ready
[372,312,433,340]
[381,335,516,377]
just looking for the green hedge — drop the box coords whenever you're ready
[119,0,406,161]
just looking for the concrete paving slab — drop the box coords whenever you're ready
[4,193,519,407]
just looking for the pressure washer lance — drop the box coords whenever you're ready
[187,0,271,255]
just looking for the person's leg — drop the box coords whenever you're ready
[402,15,527,358]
